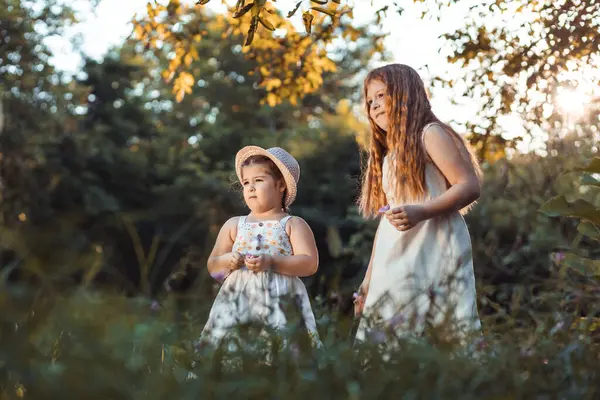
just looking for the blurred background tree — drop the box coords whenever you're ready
[132,0,386,106]
[1,0,599,316]
[0,1,384,306]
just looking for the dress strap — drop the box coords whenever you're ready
[421,122,445,162]
[279,215,293,229]
[237,215,247,229]
[422,122,443,141]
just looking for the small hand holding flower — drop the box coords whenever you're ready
[245,253,273,273]
[230,251,245,270]
[383,204,428,232]
[212,252,244,282]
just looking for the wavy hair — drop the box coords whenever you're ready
[358,64,482,218]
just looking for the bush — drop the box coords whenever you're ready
[2,266,600,400]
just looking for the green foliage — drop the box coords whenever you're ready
[2,285,600,399]
[0,0,382,301]
[541,156,600,278]
[462,133,600,323]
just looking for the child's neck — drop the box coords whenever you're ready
[248,208,287,221]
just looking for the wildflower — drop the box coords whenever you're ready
[550,319,565,336]
[378,205,390,213]
[369,329,386,344]
[551,251,566,264]
[389,313,405,328]
[211,271,226,282]
[149,300,160,312]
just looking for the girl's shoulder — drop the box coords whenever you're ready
[224,216,243,226]
[421,123,453,152]
[285,215,312,237]
[222,216,243,240]
[422,122,447,141]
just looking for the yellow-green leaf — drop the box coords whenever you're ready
[563,253,600,277]
[540,196,600,225]
[179,71,195,87]
[234,2,254,18]
[287,1,302,17]
[302,11,314,33]
[264,78,282,90]
[574,158,600,174]
[251,2,261,17]
[577,221,600,241]
[175,89,185,102]
[245,16,259,46]
[259,16,275,31]
[133,24,145,40]
[265,93,278,107]
[311,6,336,16]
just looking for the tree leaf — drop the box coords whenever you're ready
[265,92,278,107]
[577,221,600,241]
[133,24,145,40]
[311,6,336,17]
[245,16,259,46]
[540,196,600,225]
[302,11,314,34]
[287,1,302,17]
[563,253,600,277]
[259,17,275,31]
[234,2,254,18]
[574,158,600,174]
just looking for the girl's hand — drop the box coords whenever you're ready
[211,252,244,282]
[245,254,272,273]
[229,252,245,271]
[353,280,369,317]
[385,204,428,231]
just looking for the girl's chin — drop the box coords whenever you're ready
[376,122,388,131]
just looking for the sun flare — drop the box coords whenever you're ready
[555,88,591,118]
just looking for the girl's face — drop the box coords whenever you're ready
[241,164,285,213]
[366,79,389,132]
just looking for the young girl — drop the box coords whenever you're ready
[198,145,322,349]
[353,63,482,343]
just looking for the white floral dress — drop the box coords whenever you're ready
[199,215,322,347]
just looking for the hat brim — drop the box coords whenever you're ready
[235,146,297,208]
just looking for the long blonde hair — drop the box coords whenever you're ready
[358,64,482,218]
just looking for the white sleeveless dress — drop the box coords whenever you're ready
[355,123,481,343]
[199,215,322,348]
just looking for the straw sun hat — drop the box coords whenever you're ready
[235,146,300,208]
